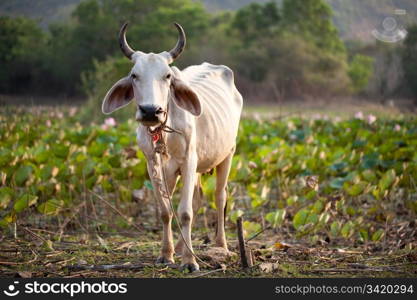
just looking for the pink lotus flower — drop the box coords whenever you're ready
[46,120,52,127]
[354,111,364,120]
[312,113,321,120]
[105,117,116,127]
[394,124,401,131]
[101,117,117,130]
[69,107,78,117]
[367,114,377,125]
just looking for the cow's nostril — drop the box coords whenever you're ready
[155,107,164,115]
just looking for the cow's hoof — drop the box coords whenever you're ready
[180,263,200,273]
[155,256,174,265]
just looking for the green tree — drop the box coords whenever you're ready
[0,16,47,93]
[348,54,374,93]
[54,0,210,94]
[228,1,350,98]
[44,0,120,95]
[230,1,281,46]
[0,0,211,96]
[282,0,345,54]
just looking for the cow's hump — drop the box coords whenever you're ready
[182,62,234,86]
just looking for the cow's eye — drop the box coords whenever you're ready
[131,73,138,80]
[165,73,171,80]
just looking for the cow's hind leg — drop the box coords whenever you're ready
[148,162,178,265]
[215,148,235,250]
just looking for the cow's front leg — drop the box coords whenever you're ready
[147,161,178,265]
[178,156,199,272]
[175,174,202,255]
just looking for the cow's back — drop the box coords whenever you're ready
[181,62,243,173]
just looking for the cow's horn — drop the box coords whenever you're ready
[119,22,135,59]
[169,23,186,61]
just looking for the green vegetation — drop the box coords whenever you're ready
[3,0,417,37]
[230,0,347,76]
[1,107,416,245]
[0,0,210,95]
[0,17,48,94]
[1,106,416,277]
[348,54,374,93]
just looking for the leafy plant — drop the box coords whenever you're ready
[1,107,416,247]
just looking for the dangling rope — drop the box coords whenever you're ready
[148,119,213,269]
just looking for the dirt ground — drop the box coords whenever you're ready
[1,228,416,278]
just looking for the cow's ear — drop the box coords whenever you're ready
[102,77,134,114]
[171,77,202,117]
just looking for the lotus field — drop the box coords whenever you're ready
[1,106,416,277]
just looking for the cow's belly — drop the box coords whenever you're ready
[194,101,240,173]
[196,139,235,173]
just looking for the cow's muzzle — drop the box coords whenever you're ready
[136,104,165,126]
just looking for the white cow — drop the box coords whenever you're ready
[102,23,243,272]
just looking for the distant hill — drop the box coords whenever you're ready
[1,0,417,42]
[0,0,82,28]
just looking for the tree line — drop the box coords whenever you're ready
[1,0,416,103]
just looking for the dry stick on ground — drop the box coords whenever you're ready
[0,248,33,253]
[90,191,142,232]
[65,271,97,278]
[0,260,30,266]
[308,268,408,274]
[236,217,249,269]
[21,226,48,244]
[246,226,271,242]
[191,266,226,278]
[29,228,59,235]
[58,201,86,240]
[66,263,149,272]
[45,257,76,267]
[378,261,417,268]
[0,249,38,266]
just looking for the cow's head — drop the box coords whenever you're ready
[102,23,202,127]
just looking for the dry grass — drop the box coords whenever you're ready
[0,227,416,278]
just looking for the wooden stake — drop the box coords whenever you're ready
[236,217,249,269]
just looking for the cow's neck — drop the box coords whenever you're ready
[165,97,184,132]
